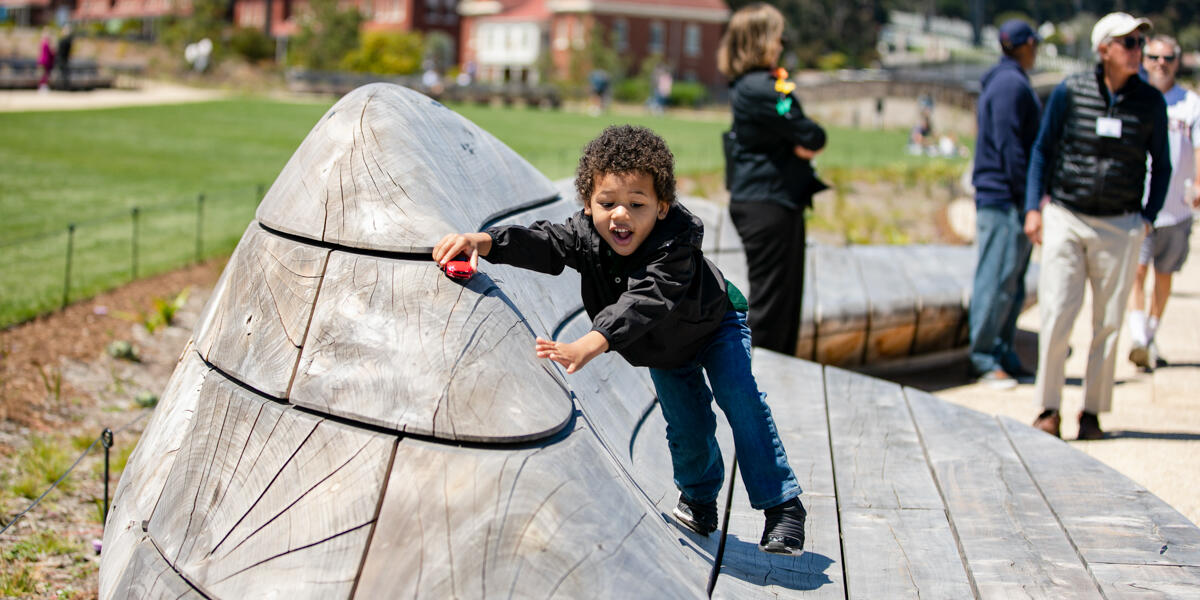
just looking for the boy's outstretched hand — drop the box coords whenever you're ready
[536,331,609,374]
[432,232,493,269]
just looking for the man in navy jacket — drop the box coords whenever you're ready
[968,19,1042,388]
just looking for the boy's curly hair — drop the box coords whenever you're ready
[575,125,676,206]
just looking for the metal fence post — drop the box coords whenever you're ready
[62,224,75,309]
[101,428,113,524]
[196,193,205,263]
[131,207,140,280]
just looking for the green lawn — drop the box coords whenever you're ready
[0,96,967,327]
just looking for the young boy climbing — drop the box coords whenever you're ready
[432,125,807,554]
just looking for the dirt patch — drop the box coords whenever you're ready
[0,259,222,599]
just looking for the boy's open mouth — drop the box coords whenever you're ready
[611,227,633,243]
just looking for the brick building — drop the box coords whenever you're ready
[458,0,728,89]
[232,0,460,40]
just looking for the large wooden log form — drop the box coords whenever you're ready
[101,84,1200,599]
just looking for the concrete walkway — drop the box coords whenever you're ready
[891,218,1200,527]
[0,81,226,112]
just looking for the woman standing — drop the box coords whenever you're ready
[719,3,827,355]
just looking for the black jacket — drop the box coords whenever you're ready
[724,68,828,210]
[485,204,731,369]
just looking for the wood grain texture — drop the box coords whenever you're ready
[823,367,943,510]
[849,245,919,362]
[1088,564,1200,599]
[557,312,668,497]
[148,371,394,600]
[355,429,709,599]
[1001,416,1200,567]
[194,222,328,399]
[291,252,573,442]
[905,387,1102,599]
[840,507,972,599]
[111,537,205,600]
[100,346,208,600]
[904,245,976,346]
[811,246,868,366]
[257,83,558,252]
[889,245,967,354]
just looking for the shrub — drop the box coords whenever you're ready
[231,27,275,62]
[816,51,848,72]
[668,81,708,108]
[341,30,423,75]
[613,78,649,103]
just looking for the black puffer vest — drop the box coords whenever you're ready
[1050,66,1162,216]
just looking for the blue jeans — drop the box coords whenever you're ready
[648,310,801,510]
[969,204,1032,375]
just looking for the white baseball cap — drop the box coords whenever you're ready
[1091,12,1151,52]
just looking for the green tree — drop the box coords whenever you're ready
[288,0,364,70]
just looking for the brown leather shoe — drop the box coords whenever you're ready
[1077,411,1104,440]
[1033,409,1061,438]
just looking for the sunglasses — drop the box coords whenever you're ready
[1111,35,1146,50]
[1145,54,1177,62]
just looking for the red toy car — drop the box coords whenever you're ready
[442,257,475,280]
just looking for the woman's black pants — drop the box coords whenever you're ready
[728,200,806,355]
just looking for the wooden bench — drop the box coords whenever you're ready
[99,83,1200,599]
[0,57,114,90]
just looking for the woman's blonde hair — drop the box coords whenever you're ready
[717,3,786,79]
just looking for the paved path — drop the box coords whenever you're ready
[891,219,1200,527]
[0,82,225,112]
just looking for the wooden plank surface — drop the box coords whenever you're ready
[148,371,394,600]
[904,245,975,346]
[1002,417,1200,567]
[839,507,972,599]
[257,83,557,252]
[904,387,1102,599]
[355,428,710,599]
[849,245,919,363]
[714,351,843,599]
[811,246,868,367]
[291,252,573,442]
[194,223,328,399]
[557,312,670,499]
[889,245,967,354]
[1088,564,1200,598]
[823,367,942,510]
[100,345,208,600]
[111,537,205,600]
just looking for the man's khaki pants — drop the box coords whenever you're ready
[1035,202,1145,414]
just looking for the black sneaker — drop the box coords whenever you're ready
[673,494,718,536]
[759,497,806,554]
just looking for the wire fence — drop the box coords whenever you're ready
[0,408,151,537]
[0,184,266,329]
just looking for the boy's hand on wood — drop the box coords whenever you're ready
[535,331,609,374]
[432,233,491,270]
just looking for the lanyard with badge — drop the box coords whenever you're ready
[1096,93,1123,139]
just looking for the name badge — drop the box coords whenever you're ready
[1096,116,1123,138]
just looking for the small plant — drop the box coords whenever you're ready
[114,287,191,334]
[106,340,139,362]
[35,363,63,405]
[135,391,159,408]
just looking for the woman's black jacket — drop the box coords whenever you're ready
[724,68,828,209]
